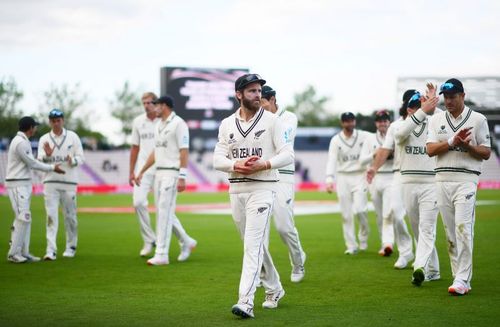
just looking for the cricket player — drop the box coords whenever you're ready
[393,86,441,286]
[360,110,396,256]
[367,91,416,269]
[37,109,84,260]
[129,92,196,260]
[213,74,294,318]
[5,116,65,263]
[427,78,491,295]
[135,95,194,266]
[261,85,306,283]
[326,112,370,255]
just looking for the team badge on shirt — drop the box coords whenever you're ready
[254,129,265,140]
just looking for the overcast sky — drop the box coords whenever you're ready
[1,0,499,143]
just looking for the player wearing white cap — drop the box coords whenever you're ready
[129,92,196,260]
[5,116,65,263]
[366,92,415,269]
[427,78,491,295]
[326,112,370,255]
[37,109,84,260]
[214,74,294,319]
[261,85,306,283]
[135,95,194,266]
[393,86,441,286]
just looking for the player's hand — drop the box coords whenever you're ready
[326,182,334,194]
[54,164,65,174]
[135,173,143,186]
[426,83,437,98]
[44,142,54,157]
[421,96,439,114]
[129,173,136,186]
[366,166,376,184]
[233,156,266,175]
[177,178,186,192]
[451,127,473,147]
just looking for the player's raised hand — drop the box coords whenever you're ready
[44,142,54,156]
[426,83,437,98]
[421,96,439,114]
[54,164,65,174]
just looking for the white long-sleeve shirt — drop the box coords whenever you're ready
[427,106,490,183]
[360,130,393,173]
[6,132,55,188]
[275,108,297,184]
[325,129,370,183]
[213,107,294,193]
[131,113,158,176]
[394,109,436,184]
[38,128,84,191]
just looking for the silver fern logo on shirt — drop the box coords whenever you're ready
[254,129,266,140]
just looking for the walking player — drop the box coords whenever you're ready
[129,92,196,260]
[5,116,65,263]
[214,74,294,318]
[325,112,370,255]
[393,86,441,286]
[261,85,306,282]
[135,95,194,266]
[427,78,491,295]
[37,109,84,260]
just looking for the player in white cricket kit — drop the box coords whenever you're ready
[260,85,306,283]
[326,112,370,255]
[427,78,491,295]
[129,92,196,260]
[214,74,294,319]
[37,109,84,260]
[135,95,193,266]
[360,110,397,256]
[5,116,65,263]
[393,87,442,286]
[367,92,415,269]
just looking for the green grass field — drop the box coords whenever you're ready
[1,190,500,326]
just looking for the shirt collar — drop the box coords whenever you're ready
[446,106,470,121]
[17,131,28,141]
[236,107,263,122]
[161,111,176,124]
[50,128,66,139]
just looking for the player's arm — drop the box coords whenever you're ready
[460,118,491,160]
[325,137,337,193]
[213,121,238,172]
[135,151,155,186]
[359,135,375,166]
[129,145,139,186]
[176,122,190,192]
[67,134,84,167]
[17,141,64,174]
[366,147,392,184]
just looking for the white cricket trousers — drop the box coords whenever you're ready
[436,181,476,286]
[371,173,413,257]
[153,175,178,258]
[7,185,33,257]
[230,190,282,307]
[43,185,78,255]
[336,172,369,252]
[269,182,306,268]
[402,183,439,275]
[134,173,190,246]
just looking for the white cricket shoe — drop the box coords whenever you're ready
[425,273,441,282]
[43,253,57,261]
[394,253,414,269]
[63,248,76,258]
[147,255,169,266]
[359,243,368,251]
[262,289,285,309]
[231,303,254,318]
[23,253,41,262]
[448,281,470,295]
[344,248,358,255]
[291,266,305,283]
[140,243,154,257]
[8,254,27,263]
[177,239,197,262]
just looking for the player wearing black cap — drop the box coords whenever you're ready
[37,109,84,260]
[427,78,491,295]
[326,112,371,254]
[5,117,65,263]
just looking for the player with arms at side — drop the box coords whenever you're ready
[214,74,294,319]
[260,85,306,282]
[129,92,196,260]
[5,116,65,263]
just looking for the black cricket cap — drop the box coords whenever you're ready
[439,78,464,94]
[261,85,276,99]
[48,108,64,119]
[153,95,175,108]
[374,110,391,121]
[18,116,40,131]
[235,73,266,91]
[340,112,356,121]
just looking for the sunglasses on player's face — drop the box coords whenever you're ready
[407,92,421,108]
[440,82,456,92]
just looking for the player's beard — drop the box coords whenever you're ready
[242,97,261,112]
